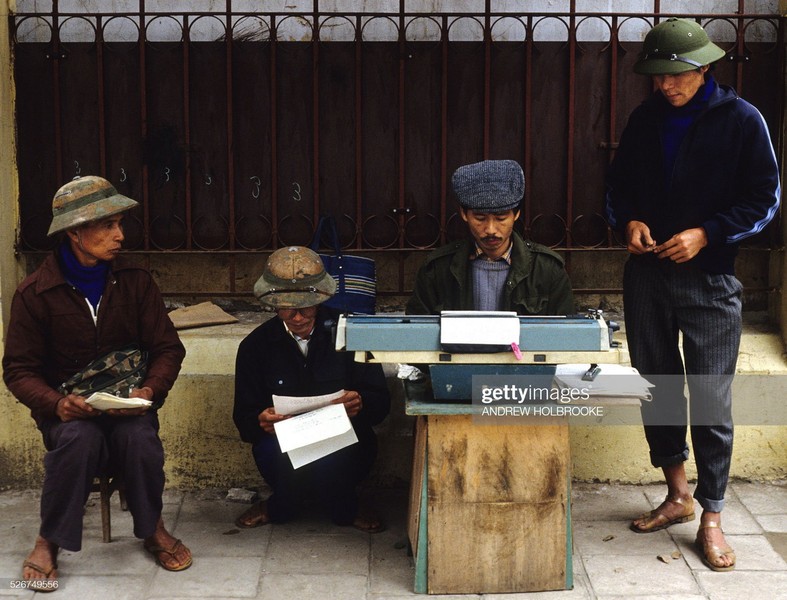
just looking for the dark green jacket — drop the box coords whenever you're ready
[406,233,574,315]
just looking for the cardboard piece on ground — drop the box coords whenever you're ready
[169,301,239,330]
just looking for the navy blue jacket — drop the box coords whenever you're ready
[605,80,780,274]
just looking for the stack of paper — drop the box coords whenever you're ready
[85,392,153,411]
[272,391,358,469]
[553,364,654,403]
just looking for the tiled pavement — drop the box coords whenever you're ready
[0,481,785,599]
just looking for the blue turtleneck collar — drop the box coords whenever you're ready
[58,241,109,310]
[659,75,717,183]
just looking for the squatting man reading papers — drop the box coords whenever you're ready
[232,246,391,532]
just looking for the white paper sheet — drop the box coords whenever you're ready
[553,364,654,400]
[272,390,345,415]
[334,315,347,351]
[439,310,520,347]
[285,428,358,469]
[273,403,358,469]
[85,392,153,411]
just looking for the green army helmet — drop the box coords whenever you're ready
[254,246,337,309]
[634,18,726,75]
[48,175,139,236]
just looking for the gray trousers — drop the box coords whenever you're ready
[39,412,164,551]
[623,256,742,513]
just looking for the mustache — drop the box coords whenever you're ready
[481,236,502,243]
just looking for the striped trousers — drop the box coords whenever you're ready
[623,255,742,513]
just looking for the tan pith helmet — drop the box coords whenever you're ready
[48,175,139,236]
[254,246,336,309]
[634,18,725,75]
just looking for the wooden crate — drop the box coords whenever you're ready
[408,414,572,594]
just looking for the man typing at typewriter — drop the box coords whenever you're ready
[406,159,574,315]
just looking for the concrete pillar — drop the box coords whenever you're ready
[0,1,21,340]
[780,1,787,345]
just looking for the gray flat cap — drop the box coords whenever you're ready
[452,159,524,212]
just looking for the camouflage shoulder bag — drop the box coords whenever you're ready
[57,345,148,398]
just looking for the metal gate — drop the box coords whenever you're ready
[9,2,783,300]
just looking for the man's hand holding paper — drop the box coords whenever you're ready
[56,393,99,422]
[332,390,362,418]
[262,390,346,435]
[102,386,155,417]
[258,407,290,434]
[64,386,155,421]
[261,389,362,436]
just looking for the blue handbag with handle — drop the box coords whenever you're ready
[309,215,376,314]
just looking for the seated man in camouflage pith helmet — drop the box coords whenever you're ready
[3,176,192,590]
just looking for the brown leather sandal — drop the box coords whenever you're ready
[696,521,736,572]
[143,538,193,572]
[22,560,59,593]
[234,501,270,529]
[630,496,695,533]
[352,513,386,534]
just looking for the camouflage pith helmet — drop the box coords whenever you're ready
[254,246,337,309]
[634,18,725,75]
[47,175,139,236]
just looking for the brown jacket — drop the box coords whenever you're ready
[3,252,185,426]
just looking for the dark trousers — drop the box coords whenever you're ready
[251,424,377,525]
[623,257,741,513]
[39,412,165,551]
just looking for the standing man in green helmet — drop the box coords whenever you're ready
[3,176,192,589]
[605,19,780,572]
[232,246,390,533]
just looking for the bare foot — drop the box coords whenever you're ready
[143,518,192,571]
[22,536,59,592]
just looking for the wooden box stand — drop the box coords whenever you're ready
[407,409,572,594]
